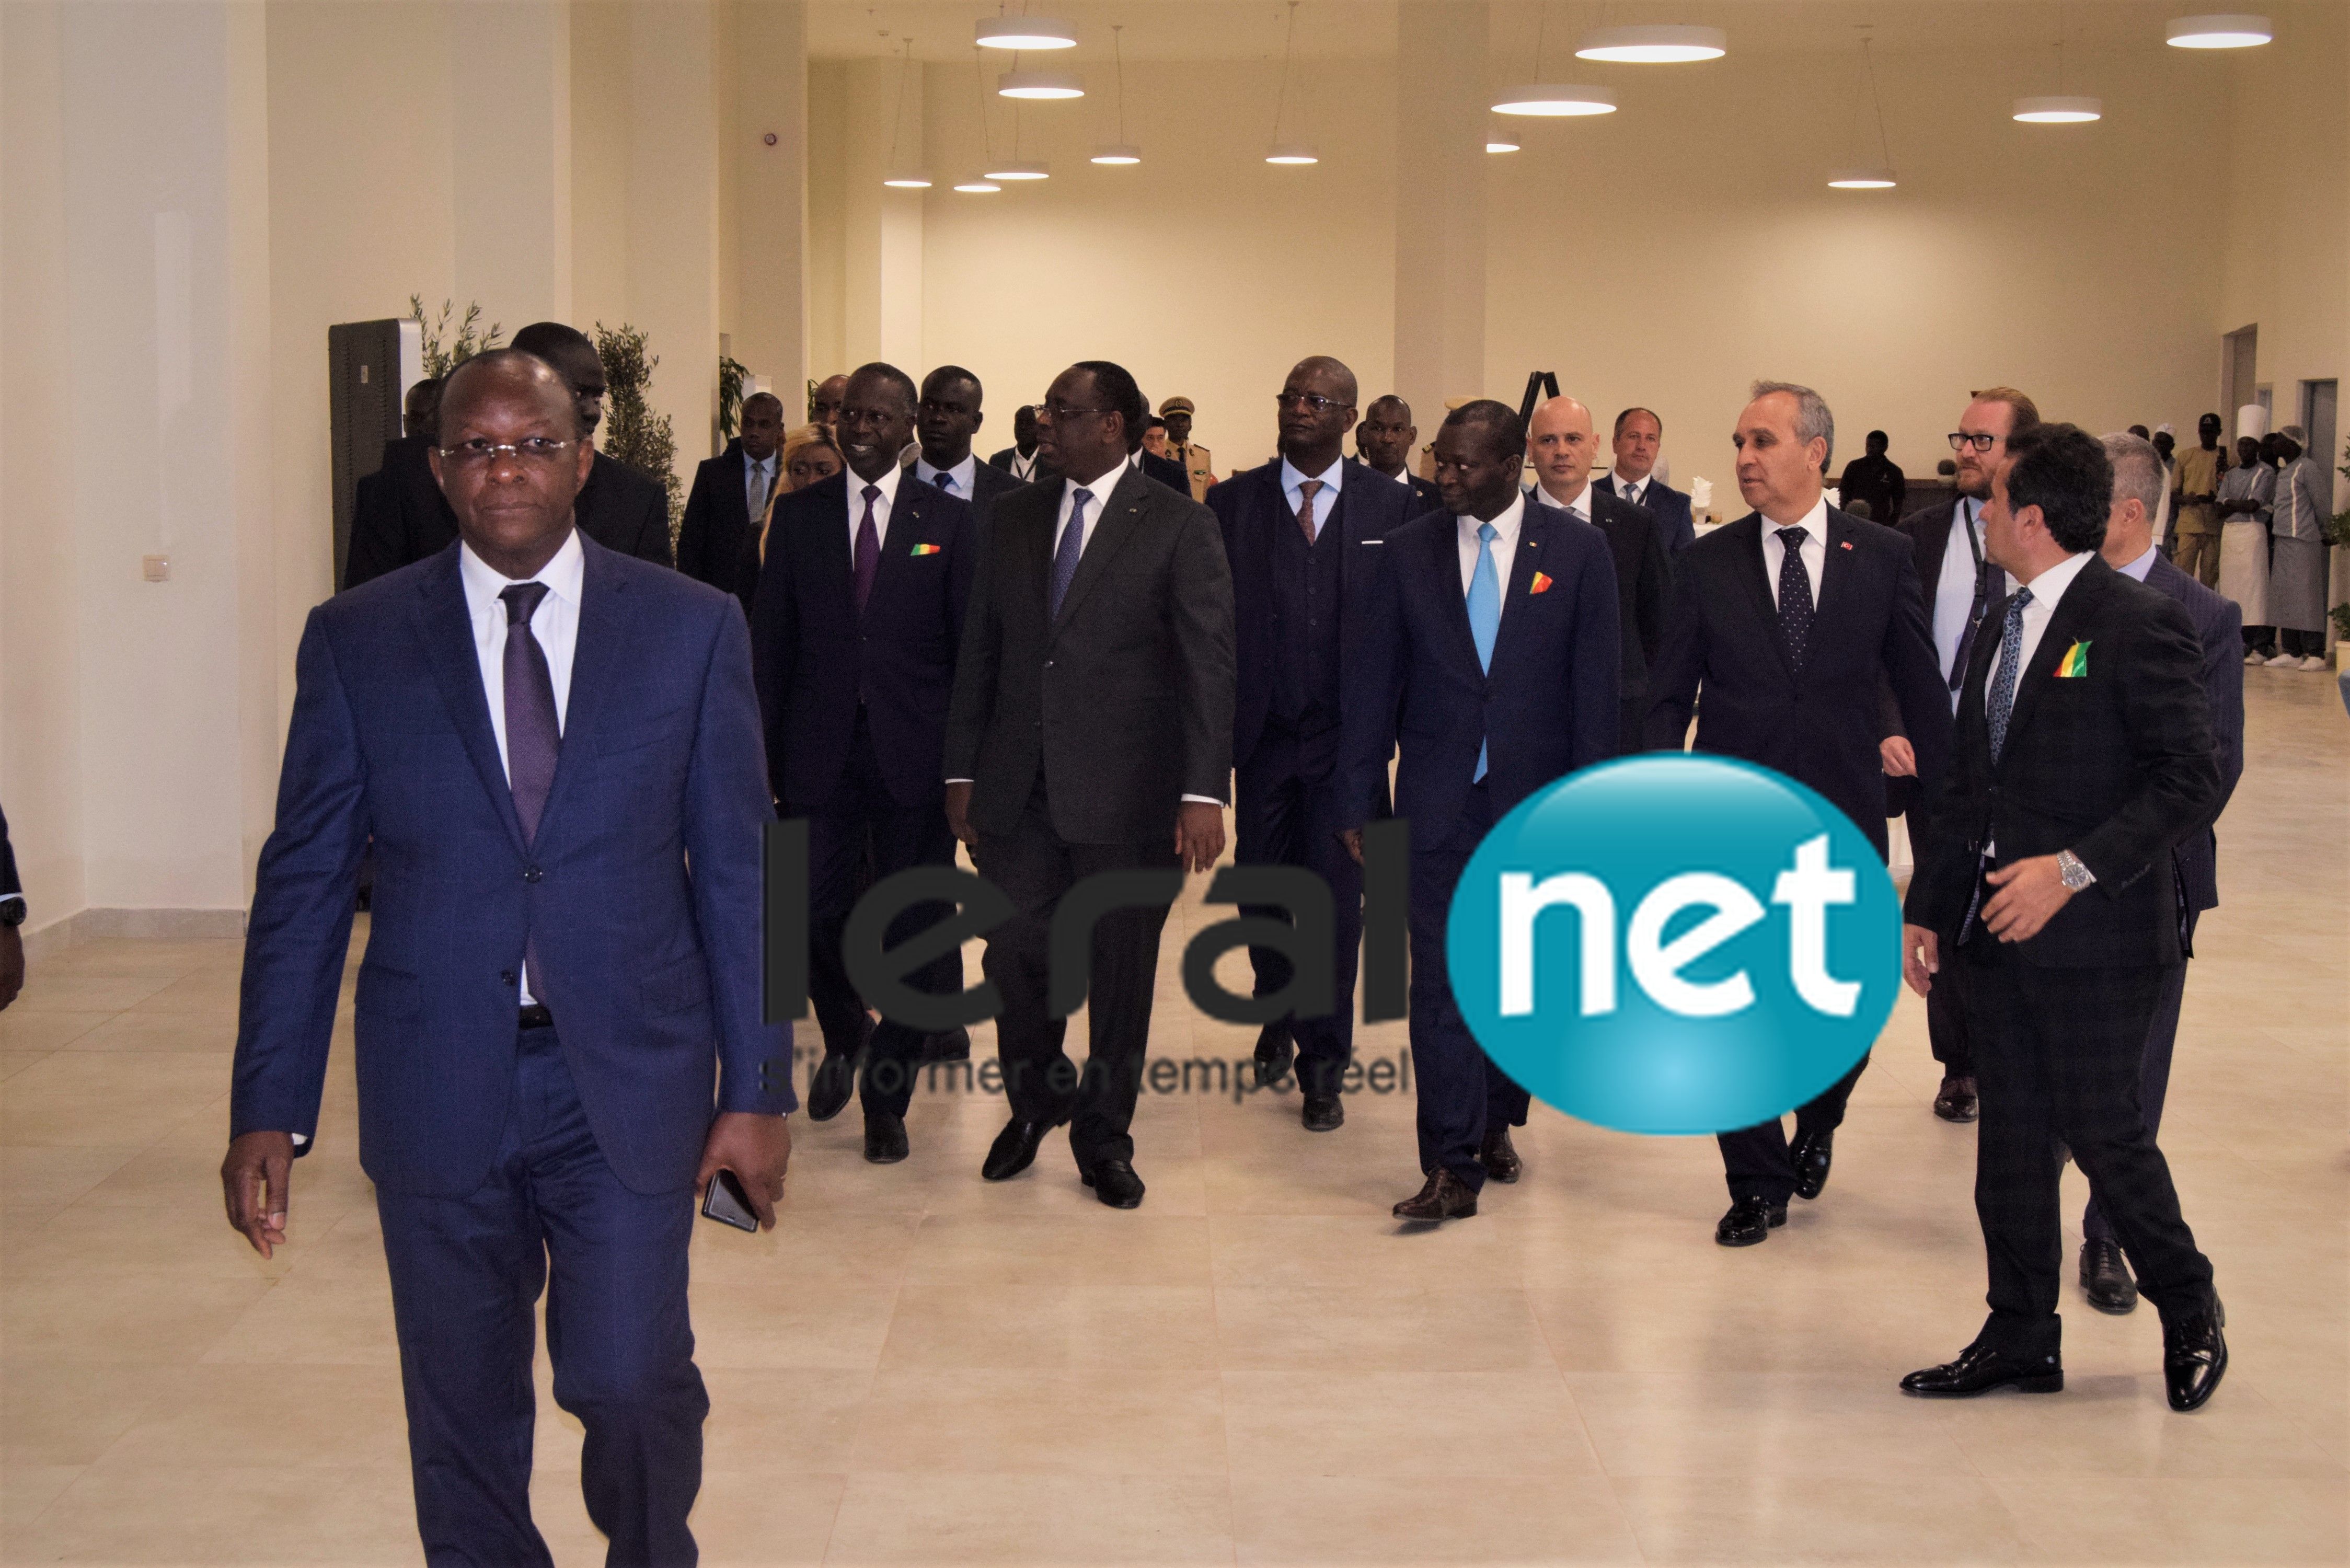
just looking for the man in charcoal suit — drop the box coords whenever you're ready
[1595,406,1697,557]
[344,378,456,591]
[1646,380,1951,1248]
[913,364,1023,528]
[509,322,675,568]
[1356,394,1447,516]
[675,390,786,596]
[1209,355,1412,1132]
[1900,423,2227,1412]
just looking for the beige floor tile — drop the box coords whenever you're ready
[1994,1473,2350,1564]
[3,1462,422,1565]
[699,1367,872,1470]
[56,1009,237,1051]
[1225,1367,1602,1478]
[3,975,174,1014]
[1568,1371,1978,1478]
[1214,1283,1558,1371]
[846,1367,1227,1474]
[824,1471,1234,1565]
[689,1469,846,1566]
[0,1461,85,1540]
[1231,1472,1643,1563]
[202,1271,402,1367]
[0,1011,111,1052]
[1941,1374,2345,1480]
[0,1143,142,1213]
[0,1361,170,1466]
[97,1362,412,1470]
[0,1052,233,1147]
[1614,1473,2028,1562]
[902,1212,1213,1288]
[0,1270,269,1365]
[689,1275,903,1370]
[878,1282,1222,1370]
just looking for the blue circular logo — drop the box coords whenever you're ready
[1444,755,1900,1135]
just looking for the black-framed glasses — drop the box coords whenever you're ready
[1276,391,1353,414]
[1947,432,1998,453]
[438,437,576,468]
[1039,401,1114,422]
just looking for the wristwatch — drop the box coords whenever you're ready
[2055,850,2095,892]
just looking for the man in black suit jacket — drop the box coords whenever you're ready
[1596,406,1697,556]
[944,361,1235,1209]
[1341,401,1620,1221]
[1356,394,1446,516]
[344,379,456,591]
[1209,356,1412,1132]
[1900,424,2227,1412]
[1646,381,1952,1247]
[753,364,976,1161]
[913,365,1023,527]
[2069,431,2244,1314]
[676,391,784,595]
[1526,394,1671,754]
[987,404,1047,482]
[510,322,674,567]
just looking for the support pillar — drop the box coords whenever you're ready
[1392,1,1490,434]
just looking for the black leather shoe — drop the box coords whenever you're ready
[1079,1158,1146,1209]
[2080,1238,2138,1313]
[1479,1125,1522,1183]
[1715,1195,1787,1246]
[1253,1021,1296,1087]
[863,1110,909,1164]
[806,1053,856,1123]
[1900,1341,2064,1397]
[1392,1168,1478,1221]
[2163,1301,2228,1412]
[981,1117,1053,1182]
[1301,1094,1343,1132]
[1933,1075,1979,1123]
[921,1028,971,1063]
[1790,1127,1835,1200]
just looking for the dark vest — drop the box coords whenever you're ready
[1270,488,1345,733]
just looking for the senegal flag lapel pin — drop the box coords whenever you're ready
[1530,571,1554,594]
[2055,640,2091,678]
[909,542,942,557]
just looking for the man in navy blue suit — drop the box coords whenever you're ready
[1355,394,1447,517]
[222,351,791,1568]
[1209,356,1412,1131]
[1341,401,1620,1220]
[753,362,977,1159]
[1596,406,1697,557]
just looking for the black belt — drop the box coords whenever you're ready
[519,1003,555,1031]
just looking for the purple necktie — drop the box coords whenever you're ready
[1051,489,1091,619]
[854,484,882,615]
[501,582,559,1004]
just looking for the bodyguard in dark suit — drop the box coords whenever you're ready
[2072,431,2244,1315]
[510,321,675,567]
[222,352,792,1566]
[1646,381,1951,1247]
[344,435,460,591]
[913,364,1023,527]
[1597,406,1697,556]
[1209,356,1412,1131]
[1526,394,1671,754]
[1900,423,2227,1413]
[675,390,785,595]
[987,403,1047,482]
[753,364,976,1161]
[944,361,1235,1210]
[1355,394,1447,517]
[1340,401,1620,1221]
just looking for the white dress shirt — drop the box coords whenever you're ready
[1758,495,1831,607]
[1985,549,2094,695]
[845,463,904,552]
[1529,479,1591,522]
[2117,544,2159,582]
[458,531,584,1006]
[1455,492,1527,622]
[1610,470,1652,511]
[1006,448,1039,481]
[1933,498,2016,706]
[1280,456,1344,539]
[914,453,978,499]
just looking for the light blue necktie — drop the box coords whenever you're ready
[1467,520,1501,781]
[1986,586,2033,764]
[1050,490,1090,620]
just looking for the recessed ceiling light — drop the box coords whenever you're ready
[976,16,1076,50]
[881,171,934,188]
[984,160,1050,181]
[1828,169,1896,189]
[1090,144,1143,165]
[1491,84,1617,117]
[998,70,1084,100]
[2013,95,2103,123]
[952,176,1003,193]
[1265,143,1319,165]
[2165,13,2271,48]
[1487,136,1522,153]
[1575,24,1726,63]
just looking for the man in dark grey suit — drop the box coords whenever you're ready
[675,391,785,596]
[944,360,1236,1209]
[1595,406,1696,557]
[914,365,1024,528]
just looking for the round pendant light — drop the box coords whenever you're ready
[1491,83,1617,117]
[2165,14,2271,48]
[882,171,934,189]
[2013,95,2102,123]
[983,159,1050,181]
[952,175,1003,193]
[1487,134,1522,153]
[975,15,1076,50]
[1090,144,1143,165]
[1827,168,1896,189]
[997,70,1084,100]
[1265,143,1320,165]
[1574,24,1727,63]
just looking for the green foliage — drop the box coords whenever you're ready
[2331,602,2350,640]
[408,296,503,379]
[593,321,683,532]
[718,355,749,442]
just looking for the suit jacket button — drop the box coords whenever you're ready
[500,970,517,986]
[523,866,544,883]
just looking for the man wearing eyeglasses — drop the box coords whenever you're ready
[1885,387,2037,1125]
[944,361,1236,1209]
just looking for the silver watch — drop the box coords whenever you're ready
[2055,850,2095,892]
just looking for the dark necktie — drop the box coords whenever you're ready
[1295,479,1323,543]
[1775,525,1815,673]
[1948,504,1998,693]
[1986,586,2033,764]
[935,469,958,494]
[1051,489,1091,619]
[499,583,559,843]
[853,484,882,615]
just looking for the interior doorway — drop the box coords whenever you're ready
[2221,326,2258,437]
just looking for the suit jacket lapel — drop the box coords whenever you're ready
[1484,505,1552,677]
[1731,514,1794,678]
[1052,466,1148,632]
[869,479,928,616]
[535,539,638,839]
[1421,513,1483,679]
[1997,559,2107,764]
[412,545,527,856]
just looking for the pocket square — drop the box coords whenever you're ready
[1530,571,1553,594]
[909,542,942,557]
[2055,640,2091,678]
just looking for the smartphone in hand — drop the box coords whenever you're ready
[700,1168,760,1232]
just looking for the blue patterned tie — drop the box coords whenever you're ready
[1050,489,1091,619]
[1776,526,1815,672]
[1467,520,1501,781]
[1986,587,2033,764]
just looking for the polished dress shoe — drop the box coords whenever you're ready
[921,1027,971,1063]
[805,1052,857,1123]
[1714,1195,1787,1247]
[1900,1341,2064,1397]
[1479,1125,1522,1183]
[1789,1127,1835,1200]
[1933,1075,1979,1123]
[1301,1094,1344,1132]
[1253,1021,1296,1087]
[1079,1158,1147,1209]
[981,1117,1054,1182]
[2080,1237,2138,1313]
[863,1110,909,1165]
[2163,1302,2227,1412]
[1392,1168,1478,1221]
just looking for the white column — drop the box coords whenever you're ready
[1392,1,1490,429]
[628,0,722,469]
[732,0,809,401]
[842,56,923,374]
[452,0,574,327]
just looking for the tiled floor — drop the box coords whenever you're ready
[3,668,2343,1565]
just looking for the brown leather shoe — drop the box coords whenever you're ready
[1479,1125,1522,1183]
[1933,1075,1979,1123]
[1392,1168,1478,1222]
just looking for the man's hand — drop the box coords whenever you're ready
[0,924,22,1012]
[1174,801,1225,874]
[1879,735,1917,778]
[944,781,977,851]
[1339,827,1364,864]
[1902,924,1939,997]
[697,1111,791,1231]
[1981,855,2076,944]
[221,1131,296,1259]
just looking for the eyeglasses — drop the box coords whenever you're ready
[437,437,577,468]
[1039,401,1114,422]
[1276,392,1354,414]
[1946,432,1998,453]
